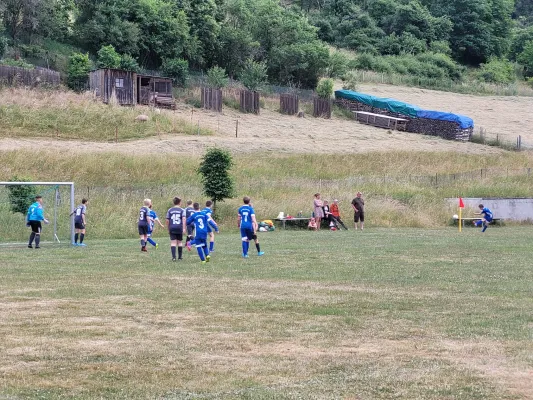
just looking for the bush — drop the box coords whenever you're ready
[527,77,533,88]
[239,59,267,91]
[316,77,334,99]
[0,36,7,58]
[162,58,189,86]
[326,51,349,78]
[67,53,91,91]
[119,54,139,72]
[6,177,37,215]
[342,70,359,91]
[477,58,516,84]
[207,66,229,89]
[416,52,463,80]
[96,45,121,69]
[0,58,34,68]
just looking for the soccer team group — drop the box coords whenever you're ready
[25,194,265,262]
[24,194,494,256]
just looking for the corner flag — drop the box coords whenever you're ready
[459,198,465,208]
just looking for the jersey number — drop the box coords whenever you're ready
[242,211,249,222]
[76,208,82,216]
[197,219,205,229]
[139,211,145,221]
[171,214,181,225]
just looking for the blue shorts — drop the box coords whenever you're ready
[240,227,254,241]
[485,216,493,223]
[194,237,207,248]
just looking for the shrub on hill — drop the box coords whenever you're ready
[477,58,517,84]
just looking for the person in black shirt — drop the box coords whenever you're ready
[351,192,365,230]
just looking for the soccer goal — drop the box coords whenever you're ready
[0,181,75,246]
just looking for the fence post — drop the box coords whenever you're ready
[235,120,239,138]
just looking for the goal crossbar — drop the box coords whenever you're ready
[0,181,75,244]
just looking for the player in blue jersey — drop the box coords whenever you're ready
[138,199,153,252]
[238,196,264,258]
[473,204,493,232]
[73,198,88,246]
[186,202,219,264]
[184,200,195,251]
[166,197,186,261]
[146,203,165,248]
[26,195,49,249]
[202,200,216,252]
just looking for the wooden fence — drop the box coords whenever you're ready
[313,98,332,119]
[201,87,223,112]
[240,90,260,114]
[0,65,61,87]
[280,93,299,115]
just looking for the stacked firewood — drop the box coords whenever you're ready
[334,99,472,141]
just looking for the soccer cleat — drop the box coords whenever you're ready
[201,260,207,264]
[242,253,249,258]
[172,258,176,262]
[155,243,159,249]
[141,247,147,252]
[258,251,265,256]
[186,241,191,251]
[79,243,87,247]
[35,246,40,249]
[28,245,33,249]
[206,255,211,263]
[178,257,183,260]
[72,243,78,246]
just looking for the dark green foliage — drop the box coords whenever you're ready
[518,41,533,77]
[96,45,121,69]
[161,58,189,86]
[239,59,267,91]
[7,177,37,215]
[207,66,229,89]
[67,52,91,91]
[326,51,349,79]
[198,148,234,211]
[0,36,8,58]
[119,54,140,72]
[0,57,33,68]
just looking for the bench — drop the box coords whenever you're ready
[275,217,310,229]
[452,217,503,227]
[353,111,408,131]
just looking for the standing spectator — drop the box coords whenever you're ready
[313,193,324,230]
[351,191,365,230]
[330,199,348,230]
[27,195,49,249]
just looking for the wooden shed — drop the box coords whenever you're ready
[137,74,174,108]
[89,69,175,108]
[89,69,137,105]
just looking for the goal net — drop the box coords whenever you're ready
[0,181,75,246]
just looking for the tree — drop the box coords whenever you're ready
[67,52,91,91]
[6,177,37,215]
[161,57,189,86]
[1,0,42,43]
[96,44,121,69]
[120,54,140,72]
[198,148,234,213]
[0,36,8,58]
[239,59,267,91]
[207,65,229,89]
[518,41,533,77]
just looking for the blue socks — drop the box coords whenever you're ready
[209,241,214,252]
[482,224,488,232]
[242,241,250,256]
[196,246,206,261]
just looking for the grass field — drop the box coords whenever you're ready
[1,229,531,399]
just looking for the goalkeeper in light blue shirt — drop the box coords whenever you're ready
[26,195,49,249]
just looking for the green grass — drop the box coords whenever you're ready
[1,228,531,399]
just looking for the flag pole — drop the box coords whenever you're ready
[459,206,462,233]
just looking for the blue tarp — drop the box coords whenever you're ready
[335,89,474,129]
[415,110,474,129]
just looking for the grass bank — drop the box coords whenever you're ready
[1,150,533,241]
[0,230,531,399]
[0,88,211,141]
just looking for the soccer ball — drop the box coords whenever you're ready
[452,214,459,220]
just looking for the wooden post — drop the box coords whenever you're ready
[235,120,239,138]
[115,127,118,143]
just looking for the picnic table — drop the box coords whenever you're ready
[353,111,408,131]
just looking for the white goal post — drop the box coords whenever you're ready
[0,181,75,244]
